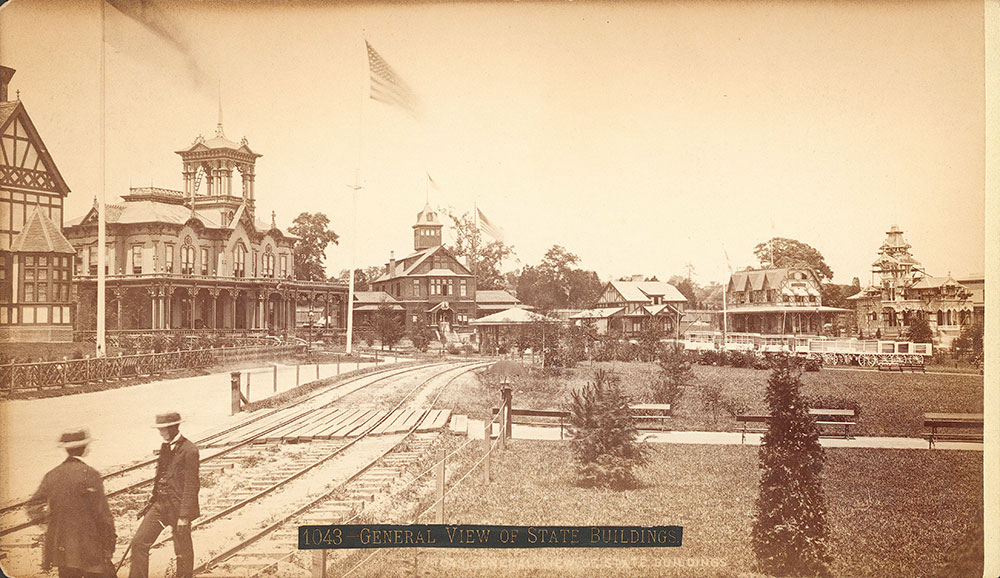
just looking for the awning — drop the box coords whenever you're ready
[427,301,452,313]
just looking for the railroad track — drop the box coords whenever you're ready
[191,362,486,577]
[0,363,462,548]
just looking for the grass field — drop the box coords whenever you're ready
[340,440,982,578]
[434,361,984,437]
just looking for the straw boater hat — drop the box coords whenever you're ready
[58,428,92,449]
[153,411,183,428]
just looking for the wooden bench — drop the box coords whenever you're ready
[736,408,857,443]
[878,361,925,373]
[628,404,672,430]
[923,413,984,449]
[492,407,571,439]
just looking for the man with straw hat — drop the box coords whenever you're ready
[128,411,200,578]
[27,428,116,578]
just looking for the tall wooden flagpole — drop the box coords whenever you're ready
[96,0,107,357]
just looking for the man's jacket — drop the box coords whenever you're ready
[151,437,200,524]
[28,457,116,572]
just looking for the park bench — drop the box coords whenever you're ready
[878,361,925,373]
[628,404,672,430]
[922,413,984,449]
[736,408,857,443]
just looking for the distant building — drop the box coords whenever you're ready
[62,117,346,334]
[571,280,686,336]
[0,66,77,342]
[847,225,974,347]
[366,202,520,336]
[724,267,844,335]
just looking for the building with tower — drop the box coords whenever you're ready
[847,225,974,347]
[0,65,77,342]
[365,202,520,338]
[62,115,347,336]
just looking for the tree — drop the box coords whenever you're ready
[650,346,693,409]
[567,369,647,489]
[337,266,385,291]
[408,311,435,352]
[514,245,603,312]
[754,237,833,282]
[289,212,339,281]
[668,275,698,309]
[905,316,934,344]
[752,356,831,577]
[953,322,983,360]
[365,300,404,350]
[447,210,515,290]
[566,268,603,309]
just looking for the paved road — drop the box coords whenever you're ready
[462,420,983,451]
[0,358,404,503]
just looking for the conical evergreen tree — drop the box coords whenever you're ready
[752,355,831,577]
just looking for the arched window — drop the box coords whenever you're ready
[181,245,196,275]
[234,243,246,278]
[263,246,275,278]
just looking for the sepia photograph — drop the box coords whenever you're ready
[0,1,996,577]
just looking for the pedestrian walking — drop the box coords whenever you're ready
[128,411,200,578]
[27,428,116,578]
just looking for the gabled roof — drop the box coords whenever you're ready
[68,200,221,229]
[475,290,519,304]
[0,100,71,195]
[607,281,687,304]
[353,291,399,304]
[569,307,625,319]
[10,209,76,254]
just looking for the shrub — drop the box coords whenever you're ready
[752,355,832,577]
[650,348,693,410]
[446,343,461,355]
[567,369,647,490]
[803,357,822,372]
[697,349,723,366]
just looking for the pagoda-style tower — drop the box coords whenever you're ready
[412,202,443,251]
[872,225,922,299]
[174,112,261,225]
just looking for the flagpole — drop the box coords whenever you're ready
[96,0,107,357]
[346,36,367,355]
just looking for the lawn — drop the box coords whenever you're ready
[437,361,984,437]
[337,440,982,578]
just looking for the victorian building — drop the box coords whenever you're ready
[62,118,347,335]
[366,202,520,336]
[847,225,974,347]
[0,66,77,342]
[570,279,687,336]
[724,267,844,335]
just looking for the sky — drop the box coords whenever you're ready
[0,0,987,286]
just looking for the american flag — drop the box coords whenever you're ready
[366,41,419,115]
[477,207,504,243]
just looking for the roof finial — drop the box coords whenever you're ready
[271,210,276,229]
[15,89,20,100]
[215,80,225,138]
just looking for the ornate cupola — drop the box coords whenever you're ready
[413,202,443,251]
[174,107,261,220]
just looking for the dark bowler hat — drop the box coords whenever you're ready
[153,411,183,428]
[58,428,92,448]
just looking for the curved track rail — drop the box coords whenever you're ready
[192,361,487,576]
[0,360,451,537]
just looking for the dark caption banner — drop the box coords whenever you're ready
[298,524,683,549]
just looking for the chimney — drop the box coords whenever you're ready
[0,66,15,102]
[389,251,396,277]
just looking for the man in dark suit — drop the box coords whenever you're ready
[129,411,200,578]
[28,428,116,578]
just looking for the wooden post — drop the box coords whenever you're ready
[501,385,513,442]
[296,362,300,386]
[311,549,327,578]
[273,364,278,392]
[336,354,340,375]
[356,355,360,371]
[316,362,320,380]
[498,408,506,452]
[245,372,251,402]
[483,421,491,485]
[231,372,242,415]
[435,449,446,524]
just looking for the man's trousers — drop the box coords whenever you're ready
[128,502,193,578]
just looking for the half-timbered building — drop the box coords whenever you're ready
[0,66,77,342]
[724,267,843,335]
[571,279,687,336]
